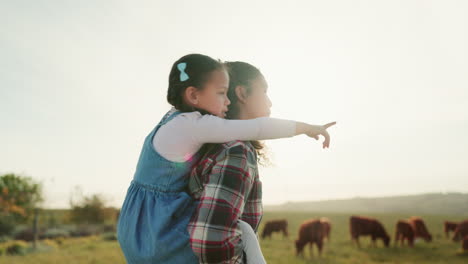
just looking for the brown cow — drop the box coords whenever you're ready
[408,217,432,242]
[444,221,458,238]
[295,219,326,257]
[320,217,331,241]
[395,220,414,247]
[453,220,468,242]
[350,215,390,247]
[462,235,468,251]
[261,219,288,239]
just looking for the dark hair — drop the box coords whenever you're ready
[167,54,225,112]
[224,61,269,165]
[224,61,262,119]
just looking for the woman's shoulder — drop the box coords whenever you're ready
[222,140,255,151]
[217,141,257,162]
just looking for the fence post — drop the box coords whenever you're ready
[33,208,39,249]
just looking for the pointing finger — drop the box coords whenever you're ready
[323,122,337,129]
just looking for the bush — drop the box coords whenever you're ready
[0,240,30,256]
[7,242,28,255]
[68,192,117,225]
[0,235,12,243]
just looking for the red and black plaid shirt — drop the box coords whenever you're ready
[188,140,263,264]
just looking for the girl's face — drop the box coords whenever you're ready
[243,75,272,118]
[191,69,231,118]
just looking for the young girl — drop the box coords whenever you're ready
[116,54,335,264]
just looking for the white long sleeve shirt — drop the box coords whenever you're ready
[153,108,296,162]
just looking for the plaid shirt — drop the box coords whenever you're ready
[188,141,263,264]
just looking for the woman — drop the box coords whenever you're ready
[187,61,336,263]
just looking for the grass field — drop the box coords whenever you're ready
[1,211,467,264]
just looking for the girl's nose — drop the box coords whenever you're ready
[225,95,231,106]
[267,95,272,108]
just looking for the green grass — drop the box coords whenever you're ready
[260,212,468,264]
[0,236,125,264]
[1,212,467,264]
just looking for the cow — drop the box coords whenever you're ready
[453,220,468,242]
[349,215,390,247]
[295,219,326,257]
[320,217,331,241]
[444,221,458,238]
[394,220,414,247]
[408,217,432,242]
[261,219,288,239]
[462,235,468,251]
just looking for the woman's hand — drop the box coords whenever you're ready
[296,121,336,149]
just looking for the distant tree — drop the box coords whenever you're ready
[0,173,43,235]
[67,187,117,224]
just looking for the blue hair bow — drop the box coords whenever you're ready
[177,62,189,82]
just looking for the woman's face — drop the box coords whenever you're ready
[243,75,272,118]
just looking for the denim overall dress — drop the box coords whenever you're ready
[117,110,199,264]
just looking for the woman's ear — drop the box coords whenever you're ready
[235,85,248,104]
[184,86,199,105]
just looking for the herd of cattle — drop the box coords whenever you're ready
[260,217,468,256]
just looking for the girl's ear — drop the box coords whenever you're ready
[235,85,248,104]
[184,86,199,105]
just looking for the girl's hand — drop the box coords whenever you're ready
[297,121,336,149]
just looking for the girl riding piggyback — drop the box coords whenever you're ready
[117,53,335,264]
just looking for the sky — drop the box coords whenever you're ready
[1,0,467,208]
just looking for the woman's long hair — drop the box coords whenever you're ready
[223,61,269,165]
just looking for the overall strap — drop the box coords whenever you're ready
[158,109,181,127]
